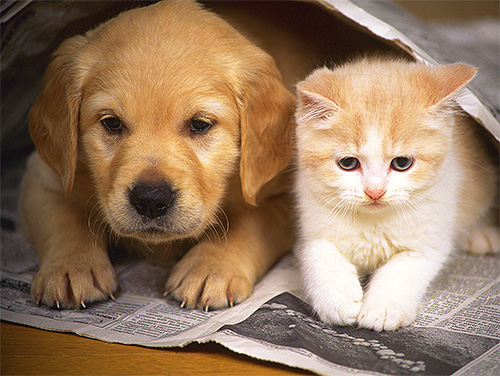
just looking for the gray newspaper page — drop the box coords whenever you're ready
[2,230,499,375]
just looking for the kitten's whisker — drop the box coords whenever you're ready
[455,157,494,173]
[405,200,426,222]
[393,202,412,232]
[395,199,426,232]
[325,198,354,242]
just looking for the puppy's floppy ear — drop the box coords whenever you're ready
[238,53,296,206]
[29,35,89,197]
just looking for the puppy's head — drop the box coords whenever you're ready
[29,0,295,242]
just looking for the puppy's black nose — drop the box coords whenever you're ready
[129,183,176,219]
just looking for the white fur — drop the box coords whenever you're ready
[295,131,462,331]
[294,60,498,331]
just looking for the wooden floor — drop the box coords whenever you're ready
[1,322,311,375]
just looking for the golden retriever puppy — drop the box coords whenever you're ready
[19,0,295,310]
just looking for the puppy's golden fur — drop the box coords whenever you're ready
[20,0,295,309]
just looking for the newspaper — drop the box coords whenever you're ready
[2,228,500,376]
[1,1,499,375]
[318,0,500,140]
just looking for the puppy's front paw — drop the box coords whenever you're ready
[31,253,117,309]
[357,290,417,331]
[308,270,363,326]
[165,244,252,310]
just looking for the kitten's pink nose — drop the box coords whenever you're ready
[365,188,386,200]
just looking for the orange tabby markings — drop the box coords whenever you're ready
[294,57,499,331]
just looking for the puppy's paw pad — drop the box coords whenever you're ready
[226,276,253,307]
[166,247,253,310]
[465,226,500,255]
[31,256,117,309]
[190,273,252,310]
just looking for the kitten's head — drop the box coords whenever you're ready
[295,58,476,213]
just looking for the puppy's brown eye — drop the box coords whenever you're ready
[190,118,213,134]
[101,117,123,133]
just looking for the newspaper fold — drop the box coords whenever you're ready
[2,1,499,375]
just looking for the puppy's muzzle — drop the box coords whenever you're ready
[129,182,177,219]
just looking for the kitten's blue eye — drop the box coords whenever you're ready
[391,157,414,171]
[337,157,360,171]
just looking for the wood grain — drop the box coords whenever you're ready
[1,321,311,375]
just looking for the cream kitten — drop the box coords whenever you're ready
[294,57,499,331]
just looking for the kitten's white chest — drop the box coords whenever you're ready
[332,224,402,274]
[298,192,410,274]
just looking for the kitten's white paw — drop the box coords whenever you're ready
[465,226,500,255]
[357,291,417,331]
[310,270,363,326]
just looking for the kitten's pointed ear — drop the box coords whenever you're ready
[430,63,477,106]
[296,88,339,122]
